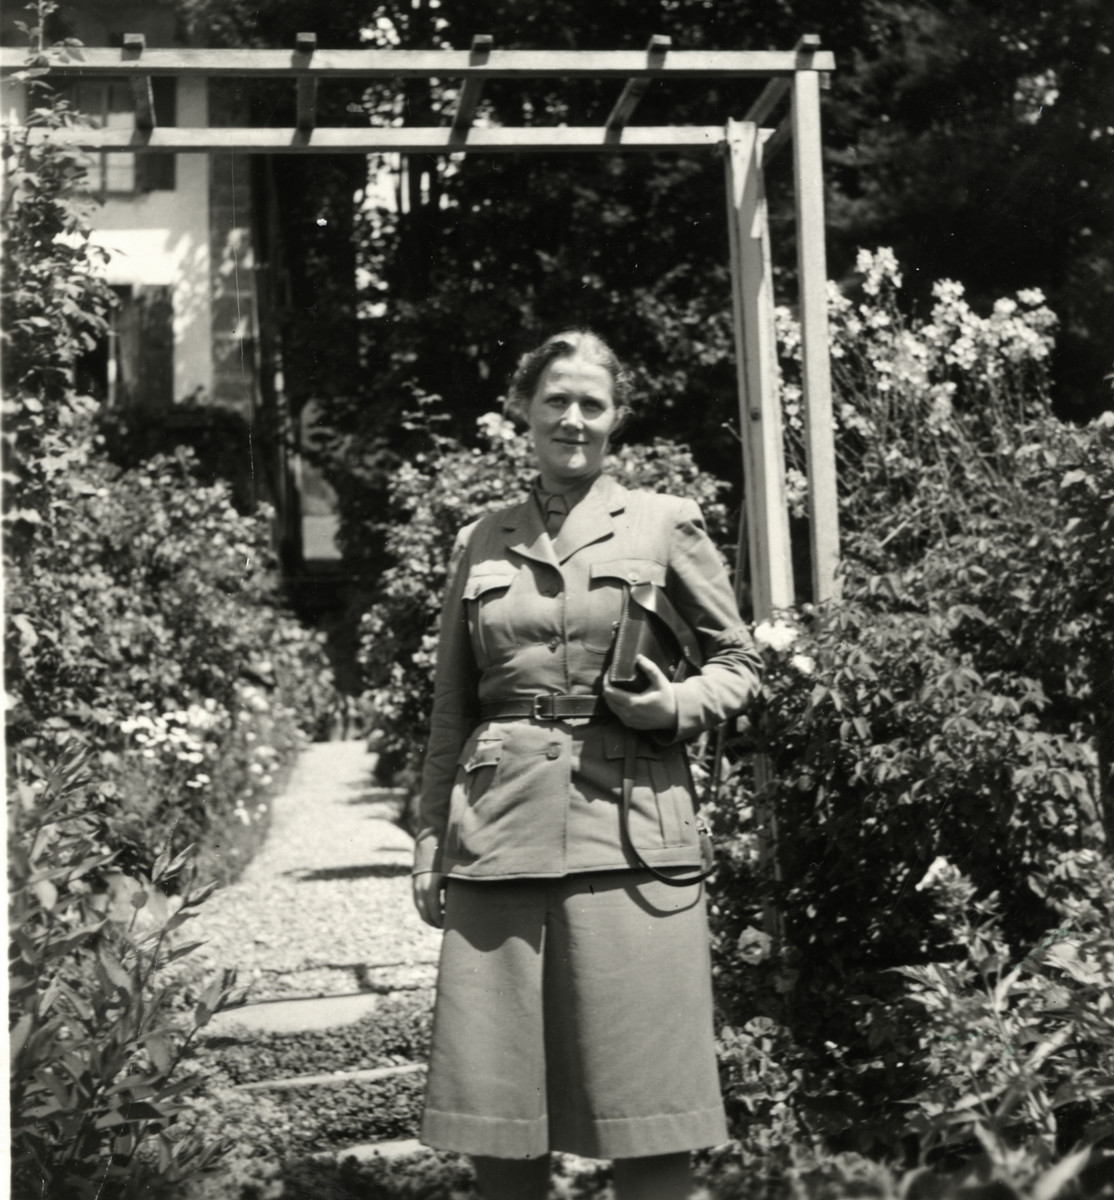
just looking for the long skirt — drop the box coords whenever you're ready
[420,869,728,1159]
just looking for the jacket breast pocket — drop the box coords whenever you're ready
[584,558,667,654]
[463,566,518,664]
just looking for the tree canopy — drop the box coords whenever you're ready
[172,0,1112,501]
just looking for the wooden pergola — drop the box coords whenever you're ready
[1,32,840,615]
[4,35,841,923]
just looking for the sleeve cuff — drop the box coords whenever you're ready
[412,834,442,875]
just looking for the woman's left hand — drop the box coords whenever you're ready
[602,655,679,733]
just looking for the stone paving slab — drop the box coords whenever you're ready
[207,991,382,1036]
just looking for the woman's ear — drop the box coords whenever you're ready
[611,404,633,437]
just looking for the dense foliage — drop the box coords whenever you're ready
[3,24,338,1196]
[172,0,1113,552]
[704,255,1114,1186]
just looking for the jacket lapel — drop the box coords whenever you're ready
[552,474,628,563]
[502,495,560,571]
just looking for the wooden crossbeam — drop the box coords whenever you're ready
[0,46,835,80]
[294,32,317,132]
[123,33,154,131]
[12,124,737,154]
[450,35,492,137]
[605,35,670,132]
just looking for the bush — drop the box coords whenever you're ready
[8,741,237,1199]
[705,253,1114,1176]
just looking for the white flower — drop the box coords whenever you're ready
[754,619,799,653]
[789,654,815,676]
[915,856,959,891]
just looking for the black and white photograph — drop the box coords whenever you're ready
[3,1,1112,1197]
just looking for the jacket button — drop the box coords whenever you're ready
[546,744,560,760]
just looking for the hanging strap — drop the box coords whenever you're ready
[621,736,715,887]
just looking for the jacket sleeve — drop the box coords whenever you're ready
[412,524,481,874]
[663,498,763,742]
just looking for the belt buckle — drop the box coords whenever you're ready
[532,695,555,721]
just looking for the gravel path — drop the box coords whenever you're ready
[192,741,441,1005]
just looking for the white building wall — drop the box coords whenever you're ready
[88,77,212,404]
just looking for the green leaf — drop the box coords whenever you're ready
[97,946,133,995]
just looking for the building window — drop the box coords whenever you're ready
[67,76,177,197]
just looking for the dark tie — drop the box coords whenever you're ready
[544,493,569,537]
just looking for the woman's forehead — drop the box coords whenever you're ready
[537,354,615,398]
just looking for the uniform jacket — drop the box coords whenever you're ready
[413,472,763,879]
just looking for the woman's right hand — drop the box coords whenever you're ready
[413,871,447,929]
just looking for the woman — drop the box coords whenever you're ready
[412,330,762,1200]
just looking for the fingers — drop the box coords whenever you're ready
[412,874,445,929]
[635,655,670,689]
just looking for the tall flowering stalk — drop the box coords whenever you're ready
[775,249,1058,570]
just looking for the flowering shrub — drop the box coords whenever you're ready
[358,404,730,796]
[776,249,1059,570]
[4,22,337,1194]
[705,253,1114,1177]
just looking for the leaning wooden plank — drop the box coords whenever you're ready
[743,79,788,126]
[9,124,729,153]
[236,1062,426,1092]
[605,35,670,132]
[295,32,317,132]
[760,116,791,164]
[451,35,493,135]
[0,46,836,79]
[123,34,154,130]
[792,67,841,603]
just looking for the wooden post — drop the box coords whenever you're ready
[724,118,793,619]
[123,34,155,130]
[724,118,791,939]
[295,33,317,133]
[791,57,841,603]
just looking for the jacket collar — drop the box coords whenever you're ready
[502,473,629,567]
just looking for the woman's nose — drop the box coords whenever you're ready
[561,403,585,427]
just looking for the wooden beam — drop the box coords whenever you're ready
[760,116,791,164]
[294,32,317,133]
[724,118,794,621]
[744,79,788,126]
[605,34,670,132]
[123,33,154,131]
[450,35,492,137]
[9,123,730,154]
[0,46,836,80]
[792,63,841,603]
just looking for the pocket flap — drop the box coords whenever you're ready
[464,566,516,600]
[458,736,504,771]
[590,558,666,587]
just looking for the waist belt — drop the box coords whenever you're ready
[481,695,608,722]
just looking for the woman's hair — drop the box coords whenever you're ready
[506,329,635,420]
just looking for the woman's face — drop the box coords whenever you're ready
[527,353,622,490]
